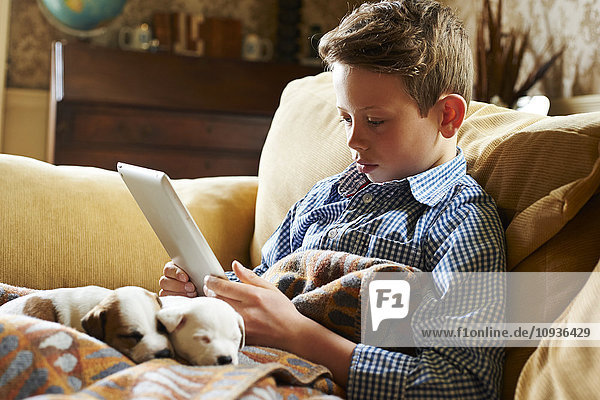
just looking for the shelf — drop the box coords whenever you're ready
[549,94,600,116]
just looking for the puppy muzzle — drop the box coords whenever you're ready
[216,355,233,365]
[155,349,173,359]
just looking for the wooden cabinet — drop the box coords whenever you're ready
[49,41,322,178]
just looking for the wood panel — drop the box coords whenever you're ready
[64,106,270,151]
[56,147,260,178]
[51,41,322,178]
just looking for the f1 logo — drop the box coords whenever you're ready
[369,280,410,331]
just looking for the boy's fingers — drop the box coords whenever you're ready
[202,284,217,298]
[203,261,276,302]
[232,261,274,290]
[159,289,197,298]
[163,262,189,282]
[204,275,251,302]
[162,262,178,278]
[159,275,196,294]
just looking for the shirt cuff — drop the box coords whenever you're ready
[347,343,415,400]
[225,270,240,282]
[252,264,269,277]
[225,264,268,282]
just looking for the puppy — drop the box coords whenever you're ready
[157,296,244,366]
[0,285,173,363]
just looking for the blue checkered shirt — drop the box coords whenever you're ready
[227,148,506,399]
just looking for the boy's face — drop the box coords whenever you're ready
[332,64,451,183]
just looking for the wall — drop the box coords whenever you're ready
[444,0,600,99]
[7,0,600,97]
[0,0,10,153]
[3,0,600,161]
[7,0,361,90]
[3,0,362,161]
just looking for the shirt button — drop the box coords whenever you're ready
[362,193,373,204]
[328,229,338,238]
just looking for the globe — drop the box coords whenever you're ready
[37,0,128,37]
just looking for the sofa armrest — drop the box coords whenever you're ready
[0,154,257,291]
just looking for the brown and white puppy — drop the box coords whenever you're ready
[157,296,245,366]
[0,285,173,363]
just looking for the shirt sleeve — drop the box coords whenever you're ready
[347,187,507,399]
[260,198,305,269]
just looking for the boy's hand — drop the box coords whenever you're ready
[205,260,355,388]
[159,261,198,297]
[204,261,305,350]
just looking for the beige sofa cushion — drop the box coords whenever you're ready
[250,72,351,266]
[500,193,600,399]
[0,154,257,291]
[458,103,600,269]
[514,257,600,400]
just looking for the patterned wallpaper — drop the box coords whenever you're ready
[445,0,600,98]
[7,0,600,99]
[7,0,360,90]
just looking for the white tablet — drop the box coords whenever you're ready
[117,162,226,290]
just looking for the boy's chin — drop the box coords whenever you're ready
[365,172,388,183]
[357,163,411,182]
[366,169,410,183]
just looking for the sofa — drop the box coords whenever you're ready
[0,71,599,399]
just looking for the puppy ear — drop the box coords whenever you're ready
[22,296,59,323]
[81,305,107,340]
[156,309,185,333]
[154,293,162,308]
[237,314,245,350]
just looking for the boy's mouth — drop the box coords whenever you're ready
[356,161,378,174]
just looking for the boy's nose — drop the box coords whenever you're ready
[346,124,368,151]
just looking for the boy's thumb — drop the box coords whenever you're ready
[232,261,272,289]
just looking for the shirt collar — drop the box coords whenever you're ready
[337,148,467,206]
[407,148,466,206]
[337,163,371,197]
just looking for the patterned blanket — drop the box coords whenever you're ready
[0,250,417,399]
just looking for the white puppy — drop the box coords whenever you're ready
[157,296,244,366]
[0,285,173,363]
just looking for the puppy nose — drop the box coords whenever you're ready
[154,349,173,359]
[216,355,232,365]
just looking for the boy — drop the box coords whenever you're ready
[160,1,506,398]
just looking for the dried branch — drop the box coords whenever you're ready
[474,0,565,108]
[513,45,566,102]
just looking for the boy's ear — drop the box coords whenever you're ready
[437,94,467,139]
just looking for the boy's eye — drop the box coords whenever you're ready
[367,119,384,126]
[339,116,352,125]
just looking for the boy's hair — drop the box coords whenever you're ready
[319,0,473,117]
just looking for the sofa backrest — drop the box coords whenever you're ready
[250,72,352,264]
[0,155,257,291]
